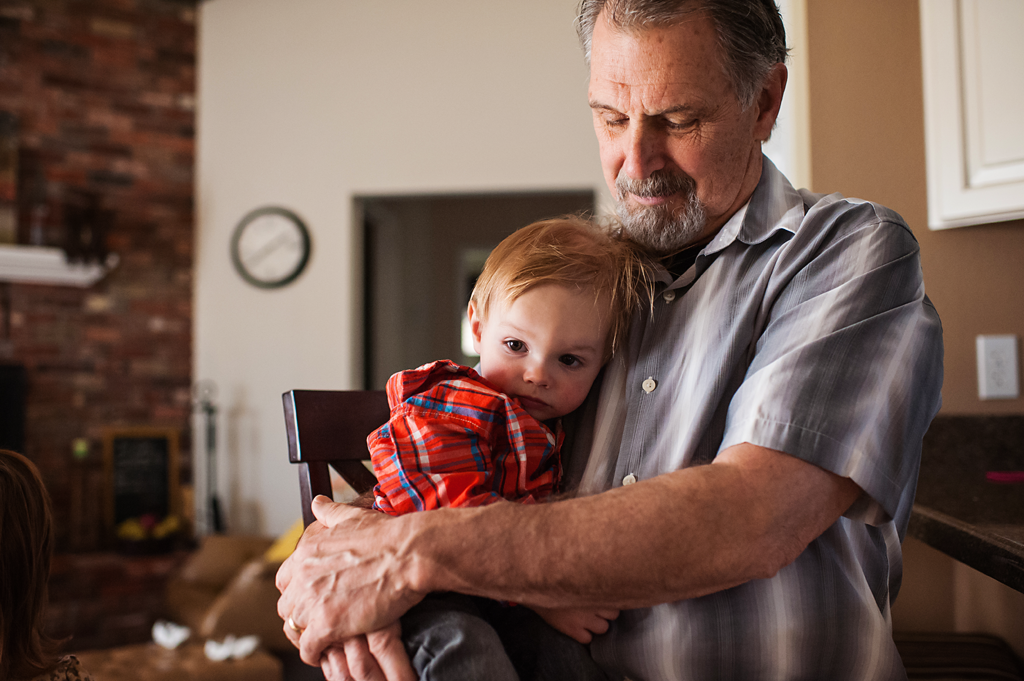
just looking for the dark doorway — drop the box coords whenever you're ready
[359,190,595,390]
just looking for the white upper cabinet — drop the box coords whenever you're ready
[920,0,1024,229]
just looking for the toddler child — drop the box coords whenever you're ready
[367,216,650,681]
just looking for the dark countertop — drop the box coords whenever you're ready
[908,415,1024,593]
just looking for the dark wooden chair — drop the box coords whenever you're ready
[282,389,390,526]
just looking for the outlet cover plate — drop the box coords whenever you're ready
[976,334,1020,400]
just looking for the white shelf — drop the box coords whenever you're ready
[0,243,119,287]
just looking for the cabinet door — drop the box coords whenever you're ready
[921,0,1024,229]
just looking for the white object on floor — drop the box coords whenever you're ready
[204,635,260,661]
[152,620,191,649]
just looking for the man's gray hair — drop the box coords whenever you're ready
[575,0,789,109]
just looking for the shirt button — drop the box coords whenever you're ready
[642,377,657,393]
[622,474,637,485]
[663,290,676,303]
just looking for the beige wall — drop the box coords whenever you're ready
[807,0,1024,415]
[806,1,1024,655]
[896,537,1024,657]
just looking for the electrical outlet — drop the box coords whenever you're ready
[976,335,1020,400]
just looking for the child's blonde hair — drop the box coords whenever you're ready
[470,215,651,359]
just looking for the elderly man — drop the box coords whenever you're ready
[277,1,943,679]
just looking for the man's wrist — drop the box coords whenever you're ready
[397,504,489,598]
[398,509,440,595]
[396,500,531,603]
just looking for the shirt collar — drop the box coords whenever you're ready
[655,156,805,286]
[709,155,806,254]
[743,156,809,243]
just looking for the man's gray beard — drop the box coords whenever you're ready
[614,172,708,256]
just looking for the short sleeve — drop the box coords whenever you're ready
[721,200,943,531]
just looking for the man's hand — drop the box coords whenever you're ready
[528,605,620,644]
[317,624,416,681]
[276,496,426,666]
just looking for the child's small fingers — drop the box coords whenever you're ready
[597,608,620,621]
[572,628,594,644]
[587,617,612,636]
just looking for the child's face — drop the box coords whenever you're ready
[469,283,610,422]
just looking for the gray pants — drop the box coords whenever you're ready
[401,593,621,681]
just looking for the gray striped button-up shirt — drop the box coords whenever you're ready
[566,158,943,681]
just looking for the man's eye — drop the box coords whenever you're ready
[665,118,696,131]
[505,340,525,352]
[559,354,581,367]
[597,112,628,127]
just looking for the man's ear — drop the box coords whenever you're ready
[467,301,484,355]
[753,62,787,142]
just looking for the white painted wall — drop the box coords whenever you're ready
[194,0,810,536]
[763,0,810,189]
[194,0,604,535]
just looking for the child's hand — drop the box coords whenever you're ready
[529,605,620,644]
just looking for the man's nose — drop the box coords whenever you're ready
[621,121,667,181]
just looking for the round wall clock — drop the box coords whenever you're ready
[230,206,311,289]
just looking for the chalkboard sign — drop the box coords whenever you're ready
[103,427,180,537]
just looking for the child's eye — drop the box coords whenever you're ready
[505,339,525,352]
[559,354,581,367]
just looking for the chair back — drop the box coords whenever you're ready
[282,389,390,526]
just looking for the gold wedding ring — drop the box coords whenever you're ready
[287,616,304,634]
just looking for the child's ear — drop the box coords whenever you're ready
[467,301,483,355]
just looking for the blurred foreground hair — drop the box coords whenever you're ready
[0,449,58,680]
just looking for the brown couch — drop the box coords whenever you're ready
[74,534,291,681]
[163,533,291,652]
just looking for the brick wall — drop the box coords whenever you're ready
[47,550,190,650]
[0,0,196,551]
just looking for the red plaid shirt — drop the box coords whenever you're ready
[369,360,563,515]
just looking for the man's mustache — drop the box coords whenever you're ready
[616,170,696,200]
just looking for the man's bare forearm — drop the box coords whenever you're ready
[275,442,860,658]
[405,443,861,610]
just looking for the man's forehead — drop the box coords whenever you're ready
[588,11,731,109]
[596,9,719,53]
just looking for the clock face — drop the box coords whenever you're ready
[230,207,311,288]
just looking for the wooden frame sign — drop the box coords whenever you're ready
[103,427,180,538]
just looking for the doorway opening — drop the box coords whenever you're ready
[358,190,594,390]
